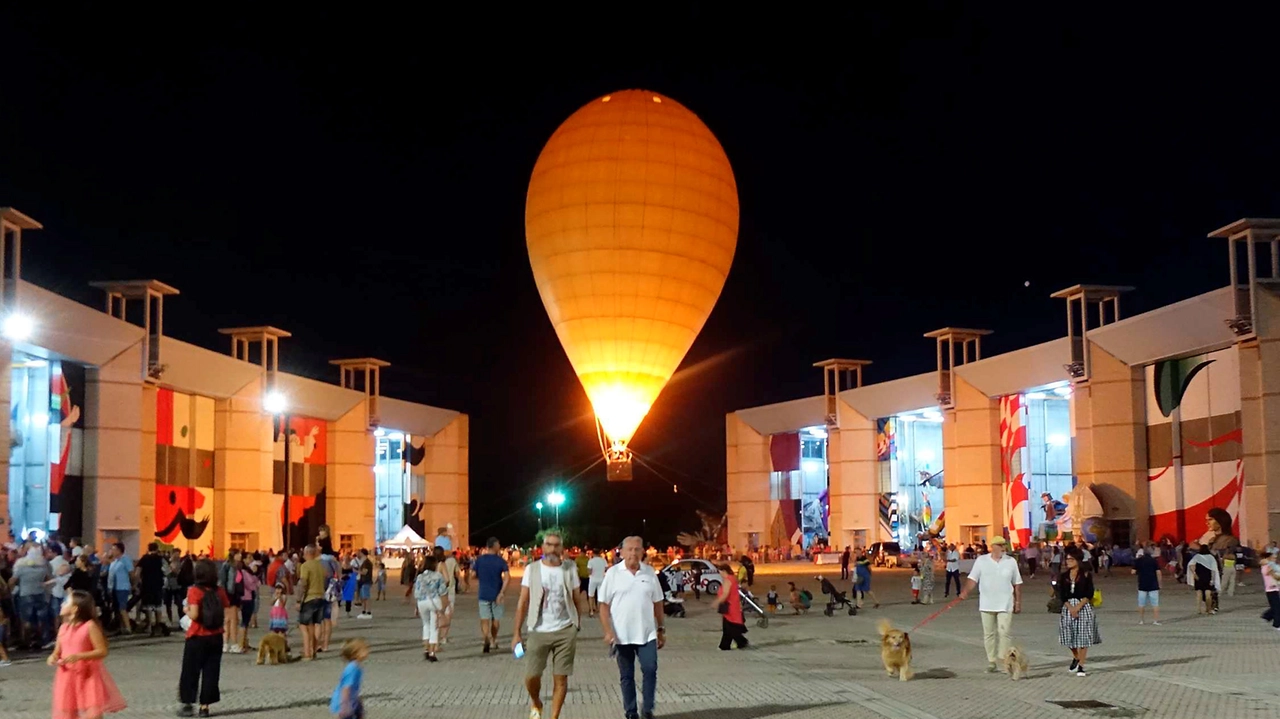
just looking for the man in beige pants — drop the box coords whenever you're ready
[959,536,1023,673]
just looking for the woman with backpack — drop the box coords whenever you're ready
[218,551,244,652]
[179,559,230,717]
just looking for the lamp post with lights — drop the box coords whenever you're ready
[547,490,565,527]
[535,501,544,530]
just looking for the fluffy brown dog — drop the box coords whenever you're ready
[256,633,291,665]
[877,619,913,681]
[1002,646,1029,680]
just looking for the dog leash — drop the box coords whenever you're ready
[909,596,963,632]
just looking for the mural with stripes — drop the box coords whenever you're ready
[1145,346,1243,542]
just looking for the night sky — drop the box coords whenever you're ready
[4,7,1280,547]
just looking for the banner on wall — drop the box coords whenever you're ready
[875,418,896,461]
[48,362,86,538]
[1146,348,1243,542]
[999,394,1031,547]
[154,388,216,555]
[768,432,800,473]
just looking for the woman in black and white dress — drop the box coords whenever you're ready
[1057,546,1100,677]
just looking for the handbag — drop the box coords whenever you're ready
[717,601,730,615]
[1092,589,1103,607]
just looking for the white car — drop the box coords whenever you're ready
[663,558,725,595]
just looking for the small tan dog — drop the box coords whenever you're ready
[255,633,292,665]
[1002,646,1029,680]
[877,619,913,681]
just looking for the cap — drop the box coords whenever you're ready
[989,537,1008,546]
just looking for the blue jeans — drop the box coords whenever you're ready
[17,594,51,644]
[615,639,658,718]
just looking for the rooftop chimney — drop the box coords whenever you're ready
[330,358,390,429]
[812,358,871,426]
[1207,217,1280,338]
[0,207,41,310]
[924,328,991,409]
[91,280,180,382]
[1049,284,1133,383]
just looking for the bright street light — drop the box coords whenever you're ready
[547,490,565,527]
[2,313,34,342]
[263,391,288,415]
[535,501,544,530]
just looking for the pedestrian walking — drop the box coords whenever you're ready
[49,590,127,719]
[944,544,961,597]
[1056,546,1100,676]
[959,536,1023,674]
[1132,543,1162,625]
[330,638,368,719]
[179,559,230,717]
[513,531,587,719]
[715,563,748,650]
[1188,544,1221,615]
[598,537,665,719]
[1259,547,1280,630]
[840,546,851,582]
[474,537,511,654]
[413,556,450,662]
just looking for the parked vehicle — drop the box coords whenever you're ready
[663,558,725,595]
[869,541,902,568]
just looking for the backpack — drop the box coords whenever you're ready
[198,587,224,630]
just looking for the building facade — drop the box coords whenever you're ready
[728,218,1280,552]
[0,207,468,557]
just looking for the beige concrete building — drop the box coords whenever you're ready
[727,218,1280,551]
[0,208,468,557]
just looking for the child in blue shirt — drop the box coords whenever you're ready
[331,638,368,719]
[342,570,357,616]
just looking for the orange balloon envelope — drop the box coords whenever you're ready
[526,90,739,475]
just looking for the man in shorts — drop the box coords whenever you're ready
[586,549,609,618]
[513,530,587,719]
[1133,542,1162,625]
[296,545,327,660]
[474,537,510,654]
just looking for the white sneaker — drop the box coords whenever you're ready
[230,644,243,654]
[1152,621,1161,626]
[223,643,229,653]
[1138,620,1145,625]
[529,708,543,719]
[0,660,12,667]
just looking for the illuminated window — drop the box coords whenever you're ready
[339,534,356,553]
[229,533,249,552]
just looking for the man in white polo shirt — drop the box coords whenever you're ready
[598,536,664,719]
[959,536,1023,673]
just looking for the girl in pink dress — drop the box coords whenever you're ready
[49,590,126,719]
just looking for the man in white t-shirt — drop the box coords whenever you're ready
[959,536,1023,673]
[514,531,586,719]
[586,549,609,617]
[598,536,664,719]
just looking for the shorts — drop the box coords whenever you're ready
[524,625,578,678]
[113,590,131,611]
[299,599,326,626]
[1137,590,1159,607]
[478,600,504,621]
[588,578,602,598]
[240,598,257,628]
[359,583,371,600]
[323,601,333,620]
[579,576,590,593]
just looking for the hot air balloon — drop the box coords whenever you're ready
[526,90,739,480]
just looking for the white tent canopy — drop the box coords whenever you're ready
[381,525,430,550]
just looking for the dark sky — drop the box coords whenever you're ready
[4,7,1280,547]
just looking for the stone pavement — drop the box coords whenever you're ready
[2,564,1278,718]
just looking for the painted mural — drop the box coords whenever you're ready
[1146,346,1243,542]
[273,415,327,550]
[999,394,1032,547]
[402,436,427,538]
[8,358,85,539]
[155,388,216,555]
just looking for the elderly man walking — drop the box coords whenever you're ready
[513,530,587,719]
[959,536,1023,673]
[598,537,665,719]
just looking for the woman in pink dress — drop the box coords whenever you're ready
[49,590,126,719]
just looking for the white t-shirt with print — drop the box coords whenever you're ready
[521,561,572,633]
[967,553,1023,613]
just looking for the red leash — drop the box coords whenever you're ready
[909,597,964,632]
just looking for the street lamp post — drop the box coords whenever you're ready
[535,501,544,530]
[547,490,565,527]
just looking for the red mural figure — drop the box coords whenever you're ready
[155,485,210,543]
[48,366,81,498]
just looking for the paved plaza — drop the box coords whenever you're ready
[3,564,1279,718]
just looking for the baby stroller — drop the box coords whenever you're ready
[740,588,770,628]
[659,569,686,618]
[819,576,857,616]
